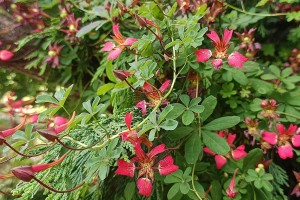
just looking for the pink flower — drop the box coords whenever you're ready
[260,99,279,119]
[262,131,277,145]
[115,143,178,197]
[195,29,248,70]
[102,24,137,60]
[135,80,170,115]
[61,14,81,43]
[226,169,238,198]
[0,50,14,61]
[0,117,26,139]
[113,70,135,81]
[203,132,247,169]
[44,42,64,68]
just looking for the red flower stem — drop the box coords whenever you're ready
[0,190,21,197]
[56,138,99,150]
[3,141,55,158]
[32,176,84,193]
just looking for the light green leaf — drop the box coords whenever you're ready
[182,110,194,125]
[202,116,240,131]
[160,120,178,130]
[97,83,115,95]
[202,131,230,155]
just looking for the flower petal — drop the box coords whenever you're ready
[276,124,286,135]
[0,50,14,61]
[107,47,123,60]
[262,131,277,145]
[195,49,212,62]
[232,145,247,160]
[136,100,147,115]
[211,58,223,70]
[112,24,123,39]
[148,144,166,158]
[287,124,298,135]
[125,112,133,130]
[115,159,135,177]
[159,80,171,93]
[292,135,300,147]
[102,42,115,52]
[203,147,216,156]
[53,116,68,126]
[1,117,26,138]
[222,28,233,45]
[31,154,67,172]
[228,52,248,68]
[123,38,138,46]
[137,178,153,197]
[207,30,220,44]
[227,134,236,146]
[278,145,293,159]
[215,155,227,169]
[158,155,178,176]
[54,111,75,134]
[142,82,154,93]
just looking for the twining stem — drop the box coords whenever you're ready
[224,2,288,17]
[276,111,300,120]
[33,177,84,193]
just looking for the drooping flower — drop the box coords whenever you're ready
[203,132,247,169]
[259,99,279,119]
[0,117,26,143]
[291,171,300,197]
[102,24,138,60]
[135,80,170,115]
[0,50,14,61]
[226,169,239,198]
[115,143,178,197]
[44,42,64,68]
[195,28,248,70]
[261,124,300,159]
[120,112,152,148]
[113,70,135,81]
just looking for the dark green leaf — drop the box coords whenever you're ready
[182,110,194,125]
[185,133,202,164]
[200,95,217,122]
[243,148,263,172]
[202,116,240,131]
[202,131,230,155]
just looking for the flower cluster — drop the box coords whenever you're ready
[195,28,248,70]
[44,42,64,68]
[284,48,300,73]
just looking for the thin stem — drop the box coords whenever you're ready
[33,176,84,193]
[0,155,16,164]
[224,2,287,17]
[276,111,300,120]
[57,138,100,150]
[0,190,21,197]
[62,106,70,117]
[191,163,202,200]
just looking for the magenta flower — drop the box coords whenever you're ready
[226,169,238,198]
[0,50,14,61]
[115,143,178,197]
[203,132,247,169]
[102,24,138,60]
[195,28,248,70]
[135,80,170,115]
[262,124,300,159]
[44,42,64,68]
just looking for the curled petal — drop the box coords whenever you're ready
[227,134,236,146]
[0,50,14,61]
[158,156,178,176]
[262,131,277,145]
[148,144,166,159]
[222,28,233,45]
[137,178,152,197]
[31,154,67,172]
[54,111,76,134]
[211,58,223,70]
[292,135,300,147]
[142,82,154,93]
[136,100,147,115]
[123,38,138,46]
[232,145,247,160]
[287,124,298,135]
[102,42,115,52]
[195,49,212,62]
[134,143,146,160]
[276,124,286,135]
[203,147,216,156]
[207,30,220,45]
[125,112,133,130]
[159,80,171,93]
[115,159,135,177]
[278,145,293,159]
[228,52,248,68]
[226,169,238,198]
[112,24,123,39]
[1,117,26,138]
[107,48,123,60]
[215,155,227,169]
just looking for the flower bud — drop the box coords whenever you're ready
[12,166,35,182]
[0,50,14,61]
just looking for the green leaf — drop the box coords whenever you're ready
[269,65,281,77]
[243,148,264,172]
[76,20,107,37]
[200,95,217,122]
[165,40,182,50]
[180,182,190,194]
[168,183,180,199]
[256,0,269,7]
[158,104,173,124]
[202,131,230,155]
[35,95,58,104]
[231,68,248,85]
[124,182,135,200]
[182,110,194,125]
[97,83,115,95]
[106,62,117,83]
[160,120,178,130]
[166,103,186,119]
[166,127,194,141]
[262,181,273,192]
[185,133,202,164]
[189,97,202,107]
[180,94,190,107]
[164,170,183,183]
[190,105,204,113]
[261,74,277,80]
[262,174,273,181]
[211,180,222,200]
[202,116,240,131]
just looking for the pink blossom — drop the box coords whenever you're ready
[226,169,238,198]
[0,50,14,61]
